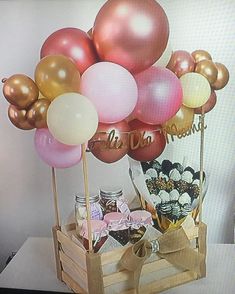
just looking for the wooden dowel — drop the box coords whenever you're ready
[81,144,93,253]
[198,108,205,223]
[51,167,61,227]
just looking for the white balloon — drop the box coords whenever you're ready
[47,92,98,145]
[153,42,172,67]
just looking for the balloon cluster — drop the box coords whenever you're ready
[164,49,229,135]
[2,74,50,130]
[2,0,229,167]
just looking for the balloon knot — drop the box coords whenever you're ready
[1,78,7,83]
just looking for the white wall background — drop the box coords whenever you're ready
[0,0,234,272]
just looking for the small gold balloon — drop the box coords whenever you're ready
[3,74,39,109]
[35,55,80,101]
[27,99,50,128]
[212,63,229,90]
[191,50,212,63]
[163,105,194,135]
[8,105,34,130]
[195,60,218,85]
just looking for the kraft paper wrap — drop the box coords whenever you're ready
[119,227,204,294]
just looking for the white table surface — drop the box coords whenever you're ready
[0,238,234,294]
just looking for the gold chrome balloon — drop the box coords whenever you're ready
[35,55,80,101]
[27,99,50,128]
[212,63,229,90]
[3,74,39,109]
[191,50,212,63]
[195,60,218,85]
[163,105,194,135]
[8,105,34,130]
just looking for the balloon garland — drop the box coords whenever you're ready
[2,0,229,167]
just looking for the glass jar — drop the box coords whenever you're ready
[80,220,108,253]
[104,212,130,246]
[129,210,153,244]
[75,194,103,235]
[100,186,130,215]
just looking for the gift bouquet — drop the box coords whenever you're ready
[129,158,208,232]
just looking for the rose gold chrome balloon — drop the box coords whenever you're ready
[8,105,34,130]
[40,28,98,74]
[93,0,169,73]
[167,50,195,78]
[212,63,229,90]
[27,99,50,128]
[3,74,39,109]
[89,120,130,163]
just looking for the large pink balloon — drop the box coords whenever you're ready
[40,28,98,74]
[34,128,82,168]
[80,62,138,123]
[134,67,183,125]
[93,0,169,73]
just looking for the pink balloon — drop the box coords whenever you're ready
[134,67,183,124]
[34,128,82,168]
[40,28,98,74]
[80,62,138,123]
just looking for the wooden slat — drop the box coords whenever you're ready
[103,258,172,287]
[198,222,207,278]
[121,271,197,294]
[60,251,87,282]
[52,226,62,281]
[57,230,87,271]
[101,246,129,266]
[62,270,87,294]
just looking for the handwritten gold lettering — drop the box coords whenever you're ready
[88,121,206,152]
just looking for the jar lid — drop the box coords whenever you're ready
[129,210,152,225]
[100,186,123,198]
[104,212,129,230]
[75,194,100,204]
[80,220,108,240]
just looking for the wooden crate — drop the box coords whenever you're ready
[52,222,207,294]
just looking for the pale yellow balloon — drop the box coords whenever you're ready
[163,105,194,135]
[180,73,211,108]
[153,41,172,67]
[47,92,98,145]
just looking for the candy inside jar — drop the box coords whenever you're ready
[75,194,103,235]
[80,220,108,253]
[99,186,130,215]
[104,212,130,246]
[129,210,153,243]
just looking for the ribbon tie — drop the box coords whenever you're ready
[119,227,204,294]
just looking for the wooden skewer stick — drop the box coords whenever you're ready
[51,167,61,228]
[81,144,93,253]
[198,107,205,223]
